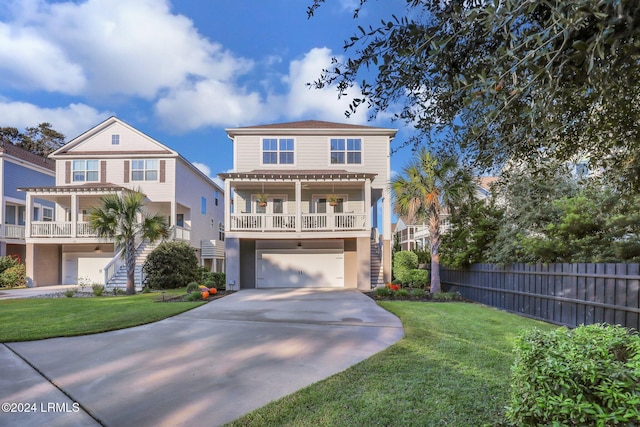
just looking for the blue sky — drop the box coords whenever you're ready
[0,0,414,185]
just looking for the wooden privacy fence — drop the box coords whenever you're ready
[440,263,640,331]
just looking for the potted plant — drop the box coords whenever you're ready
[257,193,268,207]
[328,195,339,207]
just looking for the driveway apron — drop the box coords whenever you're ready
[1,288,403,427]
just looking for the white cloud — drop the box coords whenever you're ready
[0,22,86,93]
[154,79,270,131]
[192,161,224,188]
[283,47,368,124]
[1,0,250,99]
[0,100,110,140]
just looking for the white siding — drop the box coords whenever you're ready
[175,158,223,247]
[64,121,169,153]
[233,133,390,189]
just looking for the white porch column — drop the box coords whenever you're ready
[295,181,302,232]
[364,179,371,229]
[224,179,231,232]
[382,185,392,283]
[25,193,32,238]
[71,194,77,238]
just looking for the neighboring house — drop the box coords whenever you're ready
[0,143,56,262]
[220,120,397,290]
[20,117,224,288]
[395,177,498,251]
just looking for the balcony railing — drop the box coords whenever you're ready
[229,213,366,232]
[30,221,97,238]
[2,224,25,239]
[170,226,191,241]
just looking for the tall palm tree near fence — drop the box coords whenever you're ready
[88,190,169,295]
[392,148,476,293]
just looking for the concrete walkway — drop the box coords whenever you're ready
[0,288,404,427]
[0,285,78,300]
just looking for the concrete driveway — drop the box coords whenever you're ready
[1,288,403,427]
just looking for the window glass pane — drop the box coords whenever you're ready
[73,172,85,181]
[86,160,99,170]
[317,199,327,214]
[331,152,345,164]
[347,152,361,164]
[280,152,293,164]
[72,160,84,171]
[273,199,283,214]
[263,152,277,164]
[263,139,277,150]
[255,200,266,214]
[132,171,144,181]
[131,160,144,169]
[347,139,361,150]
[331,139,345,150]
[280,139,293,150]
[112,134,120,145]
[145,170,158,181]
[334,199,344,213]
[86,171,99,181]
[146,159,158,169]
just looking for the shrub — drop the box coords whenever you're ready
[431,291,458,301]
[0,255,20,274]
[184,291,203,302]
[143,241,199,289]
[64,288,76,298]
[409,288,425,299]
[393,251,418,284]
[186,282,200,293]
[396,288,409,297]
[141,286,151,293]
[506,324,640,426]
[374,287,391,297]
[0,264,26,288]
[403,269,428,288]
[210,272,226,290]
[92,284,104,296]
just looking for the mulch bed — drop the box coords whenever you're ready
[156,290,236,302]
[362,290,468,303]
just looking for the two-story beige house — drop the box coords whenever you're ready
[20,117,225,288]
[220,120,396,290]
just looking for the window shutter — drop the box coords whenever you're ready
[65,161,71,184]
[124,160,130,183]
[160,160,166,183]
[100,161,107,183]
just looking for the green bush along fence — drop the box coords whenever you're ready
[441,263,640,330]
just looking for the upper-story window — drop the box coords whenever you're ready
[112,134,120,145]
[330,138,362,164]
[73,160,99,182]
[262,138,294,165]
[131,159,158,181]
[215,191,219,206]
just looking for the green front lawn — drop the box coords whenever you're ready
[227,302,557,427]
[0,289,204,342]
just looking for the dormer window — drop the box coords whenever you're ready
[330,138,362,164]
[262,138,294,165]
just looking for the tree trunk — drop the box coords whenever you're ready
[429,208,441,294]
[125,238,136,295]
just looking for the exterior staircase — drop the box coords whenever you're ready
[370,238,385,288]
[106,240,158,290]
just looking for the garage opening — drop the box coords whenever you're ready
[256,249,344,288]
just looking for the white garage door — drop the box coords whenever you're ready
[257,250,344,288]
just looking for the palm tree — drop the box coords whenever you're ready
[88,190,169,295]
[392,148,476,293]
